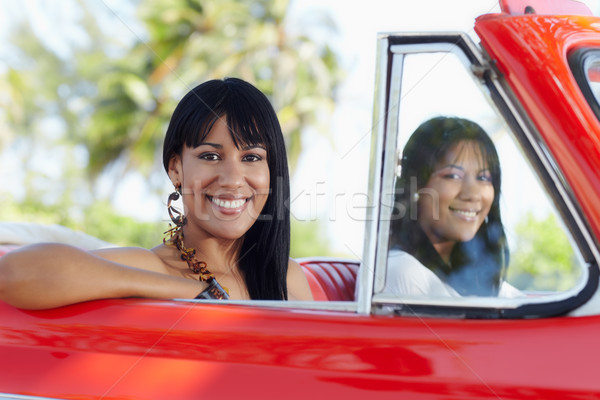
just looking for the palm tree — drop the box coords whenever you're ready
[85,0,341,187]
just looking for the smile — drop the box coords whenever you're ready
[208,196,248,210]
[449,207,479,218]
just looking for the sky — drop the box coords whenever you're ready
[1,0,599,257]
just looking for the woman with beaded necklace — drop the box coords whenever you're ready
[0,78,313,309]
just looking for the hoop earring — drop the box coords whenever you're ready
[167,183,186,227]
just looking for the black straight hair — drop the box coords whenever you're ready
[163,78,290,300]
[391,116,509,296]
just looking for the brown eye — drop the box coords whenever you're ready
[199,152,220,161]
[442,173,462,180]
[242,154,263,162]
[478,172,493,182]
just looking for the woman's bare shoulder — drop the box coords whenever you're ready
[91,245,171,274]
[286,258,314,301]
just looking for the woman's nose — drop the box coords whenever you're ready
[218,159,244,187]
[459,176,482,200]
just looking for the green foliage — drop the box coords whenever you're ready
[0,0,341,250]
[81,202,165,247]
[0,194,164,248]
[290,218,332,258]
[507,213,580,291]
[79,0,341,181]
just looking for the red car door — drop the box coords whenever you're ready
[3,2,600,399]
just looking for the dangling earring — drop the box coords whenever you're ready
[167,183,186,227]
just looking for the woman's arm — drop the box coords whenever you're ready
[0,243,206,310]
[286,259,314,301]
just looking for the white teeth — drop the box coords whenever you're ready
[453,209,477,218]
[211,197,245,209]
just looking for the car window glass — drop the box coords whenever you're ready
[582,54,600,112]
[378,50,586,304]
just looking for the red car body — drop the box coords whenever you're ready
[3,1,600,399]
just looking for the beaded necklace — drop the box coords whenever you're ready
[164,225,229,299]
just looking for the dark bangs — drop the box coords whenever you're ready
[188,90,271,152]
[163,78,276,171]
[403,116,501,193]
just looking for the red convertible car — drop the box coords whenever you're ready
[3,0,600,398]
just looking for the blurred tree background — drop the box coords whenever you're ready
[0,0,341,255]
[507,213,581,292]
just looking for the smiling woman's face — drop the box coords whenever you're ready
[169,117,270,242]
[417,140,494,249]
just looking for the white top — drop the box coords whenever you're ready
[383,249,524,298]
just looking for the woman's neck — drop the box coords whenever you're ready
[432,241,454,266]
[181,225,242,274]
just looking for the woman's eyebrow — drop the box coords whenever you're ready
[195,142,266,151]
[241,144,267,151]
[196,142,222,149]
[438,164,465,171]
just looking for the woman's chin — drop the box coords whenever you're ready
[459,232,478,243]
[211,224,255,242]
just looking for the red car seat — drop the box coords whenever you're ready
[298,258,359,301]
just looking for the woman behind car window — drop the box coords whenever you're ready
[386,116,519,297]
[0,78,313,309]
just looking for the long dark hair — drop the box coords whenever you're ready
[163,78,290,300]
[391,116,508,296]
